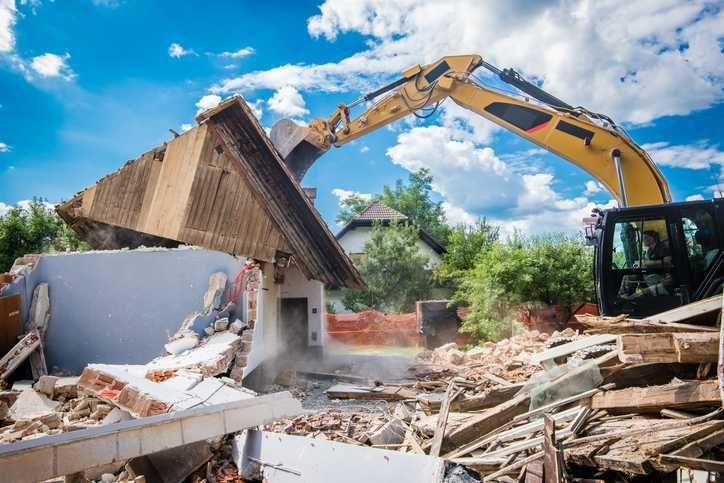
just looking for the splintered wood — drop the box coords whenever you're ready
[272,299,723,481]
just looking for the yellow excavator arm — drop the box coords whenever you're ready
[270,54,671,207]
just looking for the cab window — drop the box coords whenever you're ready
[609,218,681,314]
[680,207,720,292]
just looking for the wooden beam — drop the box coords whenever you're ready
[649,294,721,323]
[0,330,40,380]
[592,379,721,414]
[658,454,724,472]
[543,415,563,483]
[429,383,460,457]
[618,332,719,364]
[442,392,530,453]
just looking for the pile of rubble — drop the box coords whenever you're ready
[0,269,278,482]
[265,295,724,482]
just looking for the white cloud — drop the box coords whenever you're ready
[493,199,618,238]
[91,0,120,6]
[0,142,9,152]
[216,0,723,125]
[0,202,10,216]
[585,180,604,195]
[442,201,476,226]
[30,52,74,80]
[385,122,618,234]
[219,46,255,59]
[195,94,221,113]
[168,42,195,58]
[267,86,310,117]
[643,140,724,170]
[16,199,55,211]
[387,125,521,211]
[180,123,193,132]
[685,194,705,201]
[360,145,370,153]
[248,98,264,119]
[332,188,372,203]
[0,0,16,53]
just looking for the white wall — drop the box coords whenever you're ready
[280,263,325,348]
[243,262,325,377]
[337,226,442,267]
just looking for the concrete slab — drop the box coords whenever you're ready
[0,391,301,483]
[9,389,59,420]
[234,430,445,483]
[145,331,241,378]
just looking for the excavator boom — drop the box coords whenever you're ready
[270,54,671,207]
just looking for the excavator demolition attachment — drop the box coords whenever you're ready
[270,118,330,181]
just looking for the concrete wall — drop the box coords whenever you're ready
[9,248,243,374]
[337,226,442,267]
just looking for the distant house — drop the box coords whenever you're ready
[328,201,446,313]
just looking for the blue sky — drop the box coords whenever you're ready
[1,0,723,235]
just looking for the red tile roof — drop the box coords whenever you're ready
[354,202,408,221]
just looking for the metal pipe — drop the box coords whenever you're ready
[612,149,628,207]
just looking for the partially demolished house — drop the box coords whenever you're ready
[52,96,362,374]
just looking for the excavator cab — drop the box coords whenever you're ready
[593,198,724,318]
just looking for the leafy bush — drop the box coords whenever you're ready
[453,234,594,341]
[341,221,432,313]
[0,199,89,271]
[434,218,499,289]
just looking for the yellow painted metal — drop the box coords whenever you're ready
[308,54,670,207]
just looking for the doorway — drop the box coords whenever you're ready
[280,298,309,357]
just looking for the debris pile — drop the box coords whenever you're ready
[0,271,256,442]
[264,295,724,481]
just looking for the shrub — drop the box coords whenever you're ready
[454,233,593,341]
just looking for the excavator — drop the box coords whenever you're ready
[269,54,723,319]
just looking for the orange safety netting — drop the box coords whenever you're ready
[326,310,422,346]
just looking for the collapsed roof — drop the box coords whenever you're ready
[57,96,362,289]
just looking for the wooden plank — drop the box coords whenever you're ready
[442,392,530,453]
[325,384,417,401]
[576,314,718,334]
[591,379,721,414]
[617,333,674,363]
[649,294,721,323]
[618,332,719,364]
[418,383,524,412]
[429,383,460,457]
[673,332,719,363]
[658,454,724,472]
[543,415,562,483]
[141,125,207,239]
[0,330,40,380]
[0,294,22,355]
[530,334,616,365]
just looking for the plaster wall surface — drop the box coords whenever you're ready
[10,248,243,374]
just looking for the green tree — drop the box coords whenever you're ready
[336,169,450,245]
[0,199,89,271]
[434,218,499,288]
[336,193,372,225]
[341,221,432,313]
[453,234,594,342]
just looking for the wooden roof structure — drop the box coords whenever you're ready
[57,96,362,289]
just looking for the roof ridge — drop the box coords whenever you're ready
[355,201,408,221]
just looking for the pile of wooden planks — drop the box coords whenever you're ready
[270,293,724,482]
